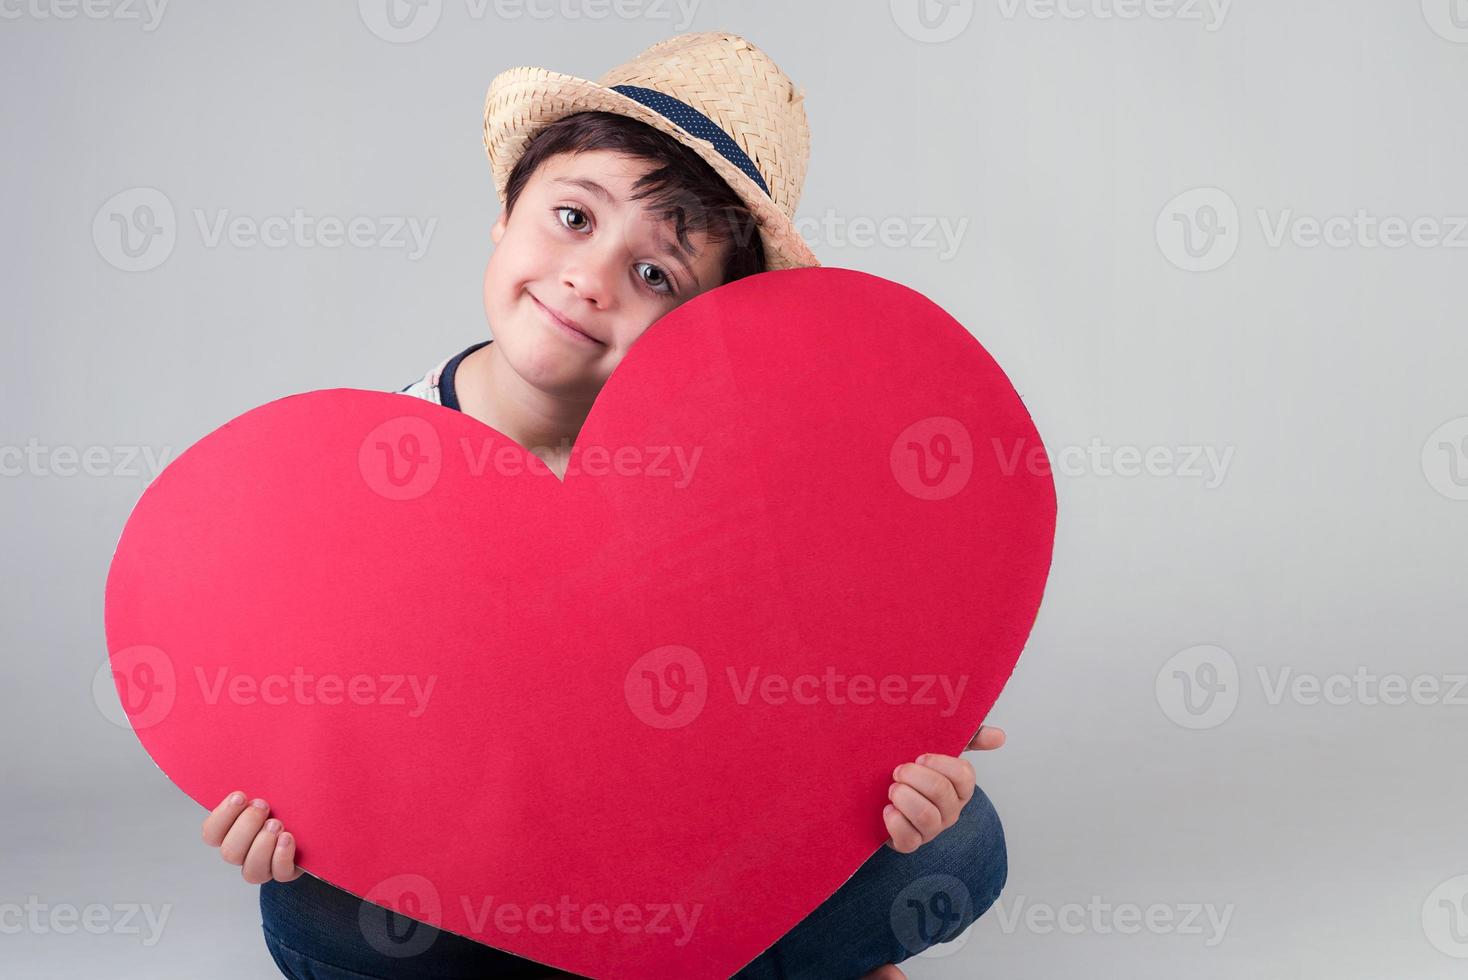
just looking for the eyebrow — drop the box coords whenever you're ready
[548,176,702,288]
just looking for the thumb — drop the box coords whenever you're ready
[967,725,1006,751]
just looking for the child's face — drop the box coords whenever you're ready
[484,148,732,401]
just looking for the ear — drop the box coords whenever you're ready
[491,209,508,245]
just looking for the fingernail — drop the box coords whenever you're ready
[884,804,895,816]
[892,765,902,780]
[889,783,898,799]
[917,755,929,766]
[264,819,281,833]
[228,792,245,806]
[277,832,292,849]
[251,798,268,810]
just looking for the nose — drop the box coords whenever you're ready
[560,242,620,309]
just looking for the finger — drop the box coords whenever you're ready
[890,782,944,842]
[242,818,282,884]
[892,760,962,817]
[906,754,976,808]
[219,798,270,865]
[272,831,304,882]
[883,803,923,854]
[966,725,1006,751]
[202,791,249,847]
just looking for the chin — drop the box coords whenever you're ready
[499,325,605,400]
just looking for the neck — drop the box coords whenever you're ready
[460,341,596,480]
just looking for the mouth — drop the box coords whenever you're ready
[529,293,604,346]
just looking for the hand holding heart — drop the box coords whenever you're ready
[201,722,1009,886]
[884,725,1006,853]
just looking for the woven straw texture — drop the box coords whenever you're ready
[482,32,819,271]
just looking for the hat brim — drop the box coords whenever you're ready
[483,66,819,273]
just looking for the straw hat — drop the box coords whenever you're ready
[482,31,820,271]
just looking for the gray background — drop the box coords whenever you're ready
[4,1,1467,977]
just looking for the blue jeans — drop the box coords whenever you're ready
[259,785,1007,980]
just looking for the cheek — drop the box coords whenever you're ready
[483,244,524,309]
[481,259,498,319]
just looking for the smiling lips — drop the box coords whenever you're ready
[531,293,603,345]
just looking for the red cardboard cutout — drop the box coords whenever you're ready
[104,267,1056,979]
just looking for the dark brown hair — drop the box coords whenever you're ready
[503,110,766,287]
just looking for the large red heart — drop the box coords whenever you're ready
[105,267,1055,978]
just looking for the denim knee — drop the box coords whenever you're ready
[950,783,1008,911]
[887,784,1009,958]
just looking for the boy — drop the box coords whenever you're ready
[201,32,1009,979]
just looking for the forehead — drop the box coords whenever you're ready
[535,150,659,207]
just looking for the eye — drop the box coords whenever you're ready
[635,261,675,296]
[553,206,590,233]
